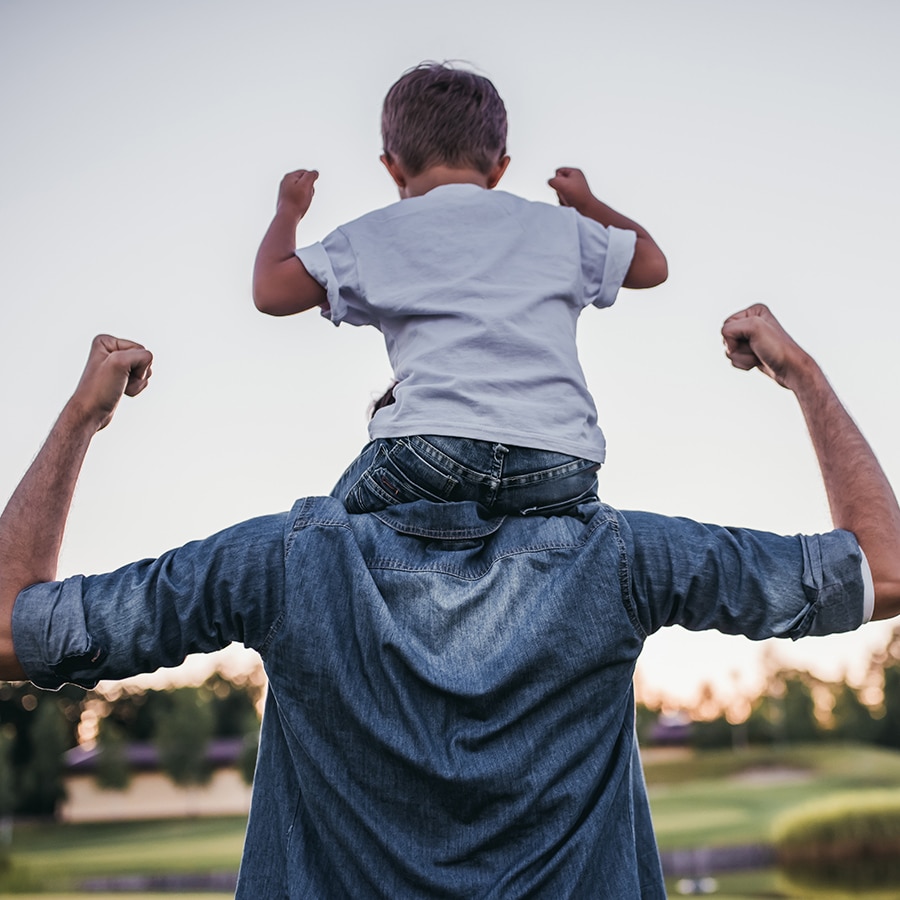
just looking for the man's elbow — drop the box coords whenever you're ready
[0,652,26,682]
[871,577,900,622]
[0,605,26,681]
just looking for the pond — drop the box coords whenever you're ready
[666,860,900,899]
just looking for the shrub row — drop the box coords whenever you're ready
[773,788,900,864]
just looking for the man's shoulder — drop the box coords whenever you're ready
[293,495,615,526]
[290,498,619,551]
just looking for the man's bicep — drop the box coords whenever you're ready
[12,513,288,689]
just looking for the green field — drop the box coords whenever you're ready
[645,742,900,851]
[1,816,246,894]
[3,743,900,896]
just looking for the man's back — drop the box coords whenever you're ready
[228,496,859,897]
[249,498,658,897]
[13,490,863,897]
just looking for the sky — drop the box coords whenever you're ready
[1,0,899,709]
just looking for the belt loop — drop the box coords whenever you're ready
[488,443,509,503]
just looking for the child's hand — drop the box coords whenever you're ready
[277,169,319,220]
[548,167,594,210]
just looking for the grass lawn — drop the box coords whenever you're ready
[648,743,900,898]
[644,742,900,852]
[1,816,247,893]
[665,868,900,900]
[7,896,234,900]
[4,743,900,894]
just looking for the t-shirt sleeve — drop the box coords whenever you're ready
[617,510,866,640]
[12,512,290,690]
[295,228,373,327]
[575,216,636,310]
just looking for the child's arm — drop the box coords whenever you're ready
[253,169,328,316]
[548,167,668,289]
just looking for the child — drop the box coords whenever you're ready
[253,62,667,515]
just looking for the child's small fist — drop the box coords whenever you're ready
[277,169,319,218]
[548,167,592,209]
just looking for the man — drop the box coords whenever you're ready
[1,306,898,898]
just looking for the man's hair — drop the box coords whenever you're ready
[381,62,507,176]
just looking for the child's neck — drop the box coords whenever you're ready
[401,165,491,198]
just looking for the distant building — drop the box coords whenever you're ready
[60,737,252,822]
[649,711,693,746]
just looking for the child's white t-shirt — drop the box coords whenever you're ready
[296,184,636,463]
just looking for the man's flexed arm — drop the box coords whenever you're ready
[0,336,152,679]
[722,304,900,619]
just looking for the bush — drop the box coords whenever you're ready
[773,788,900,864]
[774,790,900,895]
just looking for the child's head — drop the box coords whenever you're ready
[381,62,507,176]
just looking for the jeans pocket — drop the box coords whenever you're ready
[345,463,449,513]
[343,438,459,513]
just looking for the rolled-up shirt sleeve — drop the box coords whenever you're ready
[574,216,636,310]
[296,229,372,328]
[617,510,866,641]
[12,511,290,690]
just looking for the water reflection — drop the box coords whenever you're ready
[778,857,900,898]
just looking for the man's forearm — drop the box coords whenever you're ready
[0,335,152,680]
[0,405,96,678]
[722,305,900,620]
[791,358,900,618]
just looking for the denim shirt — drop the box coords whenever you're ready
[13,498,865,898]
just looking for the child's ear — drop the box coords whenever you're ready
[487,155,511,189]
[381,153,407,191]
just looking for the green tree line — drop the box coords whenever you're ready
[0,671,262,820]
[642,626,900,752]
[6,628,900,822]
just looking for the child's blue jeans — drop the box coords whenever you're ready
[331,435,600,516]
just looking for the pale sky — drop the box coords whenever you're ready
[2,0,899,708]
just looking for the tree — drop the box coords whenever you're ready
[154,687,215,788]
[19,700,70,817]
[877,664,900,749]
[634,701,658,745]
[0,729,15,868]
[238,727,259,786]
[690,714,734,750]
[829,682,878,743]
[203,672,261,737]
[780,673,820,744]
[95,717,131,790]
[742,669,822,746]
[101,687,172,742]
